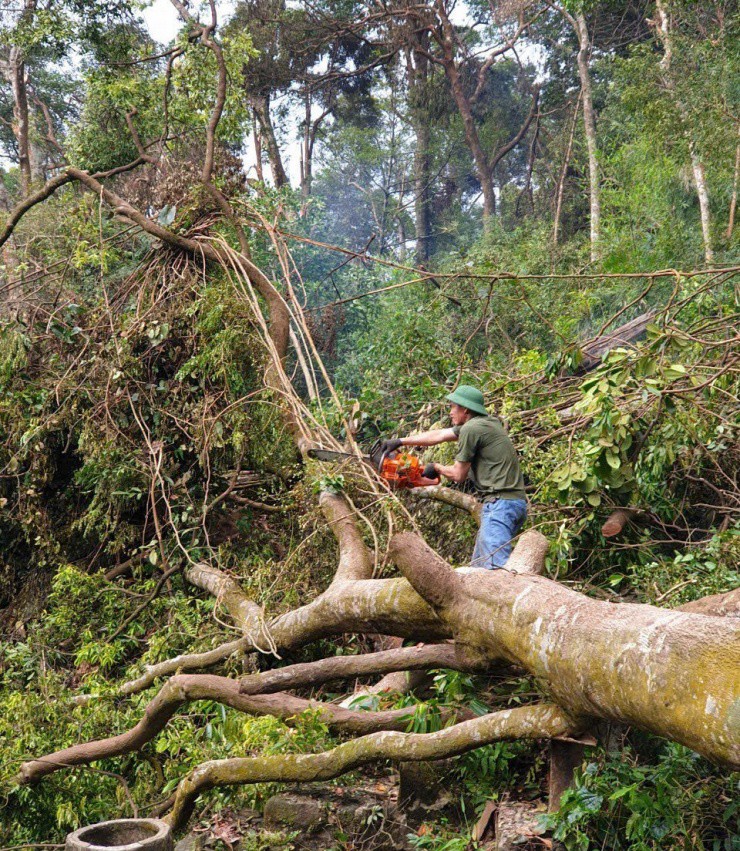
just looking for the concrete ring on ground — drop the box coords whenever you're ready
[66,819,173,851]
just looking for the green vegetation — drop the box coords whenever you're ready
[1,0,738,847]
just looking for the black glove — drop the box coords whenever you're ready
[380,438,403,455]
[423,462,438,480]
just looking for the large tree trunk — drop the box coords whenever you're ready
[392,532,739,767]
[249,93,289,189]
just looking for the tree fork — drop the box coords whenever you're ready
[390,531,740,767]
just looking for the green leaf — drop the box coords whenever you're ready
[605,452,621,470]
[664,364,687,381]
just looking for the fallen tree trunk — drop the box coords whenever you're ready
[17,496,740,828]
[391,532,740,767]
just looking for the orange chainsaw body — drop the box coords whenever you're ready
[378,452,436,489]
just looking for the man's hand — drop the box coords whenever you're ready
[423,462,439,480]
[380,438,403,455]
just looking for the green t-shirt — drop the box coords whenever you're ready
[452,416,526,501]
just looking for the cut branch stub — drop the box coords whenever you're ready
[505,529,548,575]
[185,562,263,636]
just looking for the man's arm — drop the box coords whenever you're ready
[431,459,471,484]
[399,428,457,447]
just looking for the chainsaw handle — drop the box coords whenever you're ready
[422,462,437,480]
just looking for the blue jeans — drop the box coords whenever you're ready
[471,499,528,569]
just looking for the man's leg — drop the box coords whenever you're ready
[471,499,528,569]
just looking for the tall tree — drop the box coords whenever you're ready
[652,0,714,264]
[392,0,540,224]
[544,2,602,262]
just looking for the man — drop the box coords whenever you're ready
[381,385,527,569]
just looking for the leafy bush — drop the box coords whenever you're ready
[545,742,739,851]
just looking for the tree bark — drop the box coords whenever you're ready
[165,704,575,830]
[391,531,739,768]
[553,93,580,246]
[406,43,433,262]
[252,110,265,183]
[5,47,32,196]
[548,739,586,811]
[249,93,289,189]
[726,132,740,241]
[573,12,600,263]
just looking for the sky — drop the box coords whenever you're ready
[141,0,182,45]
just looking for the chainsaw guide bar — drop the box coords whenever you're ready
[307,448,370,463]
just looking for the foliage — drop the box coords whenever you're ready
[544,741,740,850]
[1,1,740,848]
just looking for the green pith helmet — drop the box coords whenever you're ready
[446,385,488,416]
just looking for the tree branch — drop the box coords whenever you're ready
[677,588,740,618]
[320,491,374,582]
[409,485,482,522]
[487,85,540,174]
[165,703,577,829]
[238,643,463,694]
[19,674,477,785]
[0,172,73,248]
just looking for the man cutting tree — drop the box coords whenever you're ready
[381,385,528,569]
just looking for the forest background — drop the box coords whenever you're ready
[0,0,738,849]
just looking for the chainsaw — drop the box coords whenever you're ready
[308,441,439,490]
